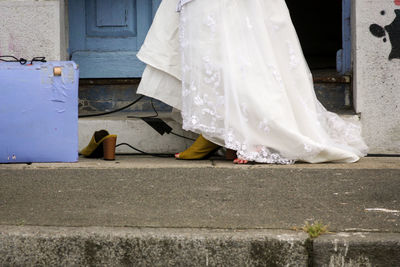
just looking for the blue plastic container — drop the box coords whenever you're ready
[0,61,79,163]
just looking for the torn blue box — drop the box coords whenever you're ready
[0,61,79,163]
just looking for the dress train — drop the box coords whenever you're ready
[137,0,368,164]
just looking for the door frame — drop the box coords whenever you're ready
[337,0,352,74]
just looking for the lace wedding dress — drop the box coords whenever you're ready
[137,0,368,164]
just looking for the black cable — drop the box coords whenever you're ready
[367,154,400,157]
[128,99,196,141]
[126,98,159,119]
[0,55,46,65]
[30,57,46,65]
[115,143,173,158]
[114,97,195,156]
[79,95,144,118]
[0,55,27,65]
[79,89,195,142]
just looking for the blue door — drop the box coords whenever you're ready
[337,0,352,74]
[69,0,161,78]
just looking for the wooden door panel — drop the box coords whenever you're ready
[86,0,137,38]
[69,0,161,78]
[96,0,129,27]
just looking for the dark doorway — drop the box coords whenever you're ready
[286,0,342,70]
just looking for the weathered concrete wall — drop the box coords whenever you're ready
[0,0,68,61]
[353,0,400,154]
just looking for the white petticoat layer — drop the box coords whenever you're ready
[138,0,368,164]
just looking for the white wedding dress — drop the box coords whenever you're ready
[137,0,368,164]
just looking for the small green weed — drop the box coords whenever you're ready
[302,221,328,239]
[16,219,26,226]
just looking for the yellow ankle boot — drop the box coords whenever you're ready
[175,134,220,160]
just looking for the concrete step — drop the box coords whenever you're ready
[3,157,398,231]
[0,226,400,267]
[78,113,361,154]
[0,227,309,266]
[313,232,400,266]
[79,113,197,154]
[2,157,398,266]
[1,226,399,266]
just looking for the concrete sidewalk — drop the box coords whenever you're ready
[1,156,399,266]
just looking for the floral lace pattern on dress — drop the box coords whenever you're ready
[177,1,367,164]
[182,4,314,164]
